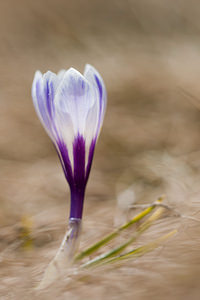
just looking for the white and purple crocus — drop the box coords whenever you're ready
[32,65,106,225]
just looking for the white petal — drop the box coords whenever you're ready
[57,69,67,81]
[32,71,57,142]
[54,68,96,136]
[84,64,107,136]
[43,71,59,96]
[32,70,43,113]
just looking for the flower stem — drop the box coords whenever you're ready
[70,188,85,219]
[37,218,81,289]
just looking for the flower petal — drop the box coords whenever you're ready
[84,64,107,136]
[43,71,59,113]
[32,71,54,139]
[54,68,96,136]
[57,69,67,81]
[32,64,107,201]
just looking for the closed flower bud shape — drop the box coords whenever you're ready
[32,65,106,284]
[32,64,106,220]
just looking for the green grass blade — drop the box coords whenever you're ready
[75,199,162,262]
[104,229,177,265]
[80,207,165,268]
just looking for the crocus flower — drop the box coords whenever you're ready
[32,64,106,235]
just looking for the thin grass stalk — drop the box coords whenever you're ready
[102,229,177,265]
[82,229,177,268]
[75,197,163,261]
[80,207,165,268]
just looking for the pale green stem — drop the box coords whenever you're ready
[37,218,81,289]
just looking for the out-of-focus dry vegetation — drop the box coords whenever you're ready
[1,0,200,299]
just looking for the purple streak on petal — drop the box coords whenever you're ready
[85,138,96,183]
[35,80,51,131]
[81,78,85,89]
[94,75,103,135]
[43,77,61,138]
[35,77,57,138]
[44,79,56,120]
[70,135,86,219]
[56,140,73,186]
[45,80,51,117]
[94,74,103,101]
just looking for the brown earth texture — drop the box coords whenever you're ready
[0,1,200,299]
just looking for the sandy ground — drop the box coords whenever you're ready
[1,1,200,299]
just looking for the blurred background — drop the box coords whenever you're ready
[1,0,200,299]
